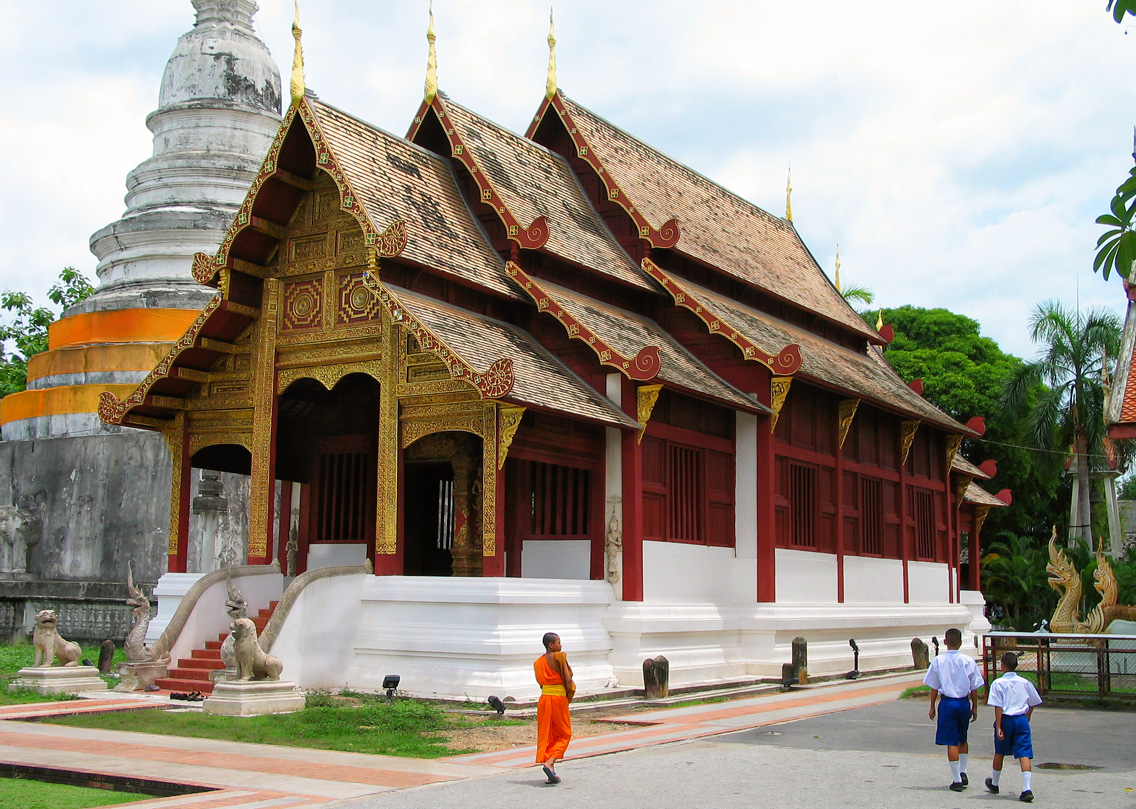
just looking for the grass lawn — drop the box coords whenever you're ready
[0,642,124,706]
[45,692,524,758]
[0,776,148,809]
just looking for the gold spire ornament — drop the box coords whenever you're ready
[834,242,842,294]
[546,9,557,100]
[289,0,305,107]
[785,165,793,222]
[876,309,884,331]
[424,2,438,104]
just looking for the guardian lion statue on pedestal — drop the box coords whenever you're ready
[231,617,283,681]
[33,609,81,667]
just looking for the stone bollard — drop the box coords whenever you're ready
[98,640,116,675]
[643,655,670,699]
[791,636,808,685]
[911,638,929,670]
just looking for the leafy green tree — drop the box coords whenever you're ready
[980,532,1052,631]
[1107,0,1136,24]
[874,305,1063,539]
[1094,153,1136,281]
[1003,302,1122,545]
[0,267,94,398]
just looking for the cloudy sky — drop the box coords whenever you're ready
[0,0,1133,359]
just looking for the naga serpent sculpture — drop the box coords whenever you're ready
[1047,527,1136,634]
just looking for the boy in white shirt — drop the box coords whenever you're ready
[985,651,1042,803]
[923,627,985,791]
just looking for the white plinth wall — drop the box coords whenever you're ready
[255,548,983,698]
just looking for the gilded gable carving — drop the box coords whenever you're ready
[281,277,323,331]
[290,235,328,261]
[337,270,383,325]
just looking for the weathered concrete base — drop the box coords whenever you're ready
[114,660,170,692]
[10,665,108,694]
[202,680,305,716]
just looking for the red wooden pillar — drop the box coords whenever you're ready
[899,443,911,604]
[482,464,506,577]
[620,377,644,602]
[835,433,846,604]
[755,411,776,603]
[504,460,523,578]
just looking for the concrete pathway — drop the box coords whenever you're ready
[0,673,927,809]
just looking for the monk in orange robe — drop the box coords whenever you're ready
[534,631,574,784]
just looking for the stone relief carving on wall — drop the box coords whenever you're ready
[0,505,41,574]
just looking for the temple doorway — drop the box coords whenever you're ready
[403,432,483,576]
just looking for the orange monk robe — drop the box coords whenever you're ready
[534,653,572,763]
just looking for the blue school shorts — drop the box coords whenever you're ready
[994,713,1033,760]
[935,696,972,746]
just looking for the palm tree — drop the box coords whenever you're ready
[841,284,875,307]
[1003,302,1121,544]
[981,533,1051,630]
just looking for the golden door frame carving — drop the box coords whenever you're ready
[900,420,920,465]
[770,376,793,433]
[837,398,860,449]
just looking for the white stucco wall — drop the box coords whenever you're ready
[775,548,838,603]
[521,539,590,579]
[735,412,758,560]
[642,541,755,603]
[843,556,905,603]
[268,573,368,687]
[908,561,950,604]
[307,543,368,569]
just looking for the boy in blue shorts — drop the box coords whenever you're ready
[924,627,984,791]
[985,651,1042,803]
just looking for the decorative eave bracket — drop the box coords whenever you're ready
[637,384,663,443]
[644,257,802,375]
[505,261,660,381]
[900,419,921,465]
[945,434,964,478]
[193,98,409,287]
[770,376,793,433]
[497,404,526,469]
[409,97,549,249]
[362,272,515,399]
[528,93,679,249]
[837,398,860,449]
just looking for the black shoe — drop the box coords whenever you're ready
[1020,790,1033,803]
[985,777,999,794]
[949,782,966,792]
[961,773,969,786]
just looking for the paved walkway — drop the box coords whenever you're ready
[0,674,924,809]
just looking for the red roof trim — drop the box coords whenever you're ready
[528,93,679,249]
[505,261,660,381]
[411,98,549,250]
[643,257,802,375]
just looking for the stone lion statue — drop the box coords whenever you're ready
[231,617,283,681]
[33,609,82,667]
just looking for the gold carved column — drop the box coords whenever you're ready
[375,308,400,570]
[163,413,191,572]
[248,278,280,564]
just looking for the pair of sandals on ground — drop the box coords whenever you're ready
[170,691,204,701]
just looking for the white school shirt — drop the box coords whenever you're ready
[987,671,1042,716]
[923,649,985,698]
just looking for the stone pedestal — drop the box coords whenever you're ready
[114,660,170,692]
[10,666,107,695]
[202,680,305,716]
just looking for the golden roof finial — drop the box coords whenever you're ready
[424,1,438,104]
[876,309,884,331]
[834,241,842,294]
[546,9,558,101]
[785,165,793,223]
[289,0,305,107]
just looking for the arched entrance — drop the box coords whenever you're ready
[277,373,380,573]
[188,443,252,573]
[403,432,483,576]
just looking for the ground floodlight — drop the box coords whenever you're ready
[383,674,400,702]
[488,695,506,715]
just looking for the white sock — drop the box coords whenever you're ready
[959,754,968,774]
[1022,771,1032,791]
[990,769,1001,786]
[950,760,962,782]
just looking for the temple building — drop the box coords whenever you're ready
[0,0,280,636]
[91,9,1011,697]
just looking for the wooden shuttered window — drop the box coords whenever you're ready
[530,461,590,539]
[312,436,374,543]
[914,488,935,560]
[788,461,817,549]
[860,477,883,556]
[642,433,735,546]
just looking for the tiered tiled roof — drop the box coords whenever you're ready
[311,100,519,300]
[437,96,652,291]
[390,286,635,429]
[528,280,763,413]
[1107,285,1136,437]
[682,280,969,433]
[556,95,880,342]
[964,481,1009,508]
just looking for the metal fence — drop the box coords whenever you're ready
[982,631,1136,701]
